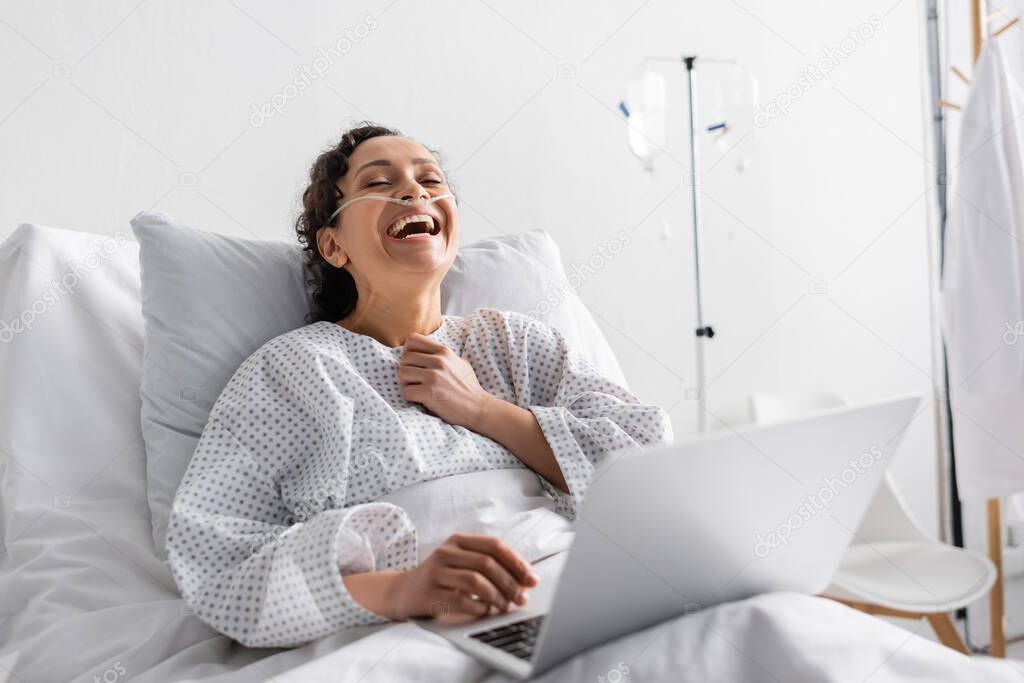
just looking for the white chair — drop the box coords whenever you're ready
[749,392,997,654]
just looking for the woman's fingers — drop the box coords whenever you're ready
[453,534,538,587]
[404,333,447,353]
[437,541,533,606]
[458,553,529,605]
[399,351,441,369]
[396,365,431,384]
[412,534,541,620]
[436,568,510,611]
[437,588,492,617]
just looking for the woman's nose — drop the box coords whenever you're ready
[400,180,430,202]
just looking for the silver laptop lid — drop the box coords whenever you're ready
[531,394,921,674]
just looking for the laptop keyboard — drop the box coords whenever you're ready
[468,614,545,661]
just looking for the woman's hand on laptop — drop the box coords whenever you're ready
[396,533,539,620]
[369,533,539,621]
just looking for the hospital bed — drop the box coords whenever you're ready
[0,219,1020,682]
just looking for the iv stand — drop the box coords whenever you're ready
[633,53,718,433]
[685,55,714,434]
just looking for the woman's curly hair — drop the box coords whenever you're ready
[295,122,404,323]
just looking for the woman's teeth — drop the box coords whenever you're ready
[387,214,439,239]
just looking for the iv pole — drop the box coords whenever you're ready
[627,53,717,434]
[685,55,714,434]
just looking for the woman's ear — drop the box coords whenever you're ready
[316,226,349,269]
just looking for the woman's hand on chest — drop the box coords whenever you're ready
[396,333,495,431]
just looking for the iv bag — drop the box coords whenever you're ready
[625,65,667,172]
[703,62,759,173]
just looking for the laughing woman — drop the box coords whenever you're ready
[164,123,674,648]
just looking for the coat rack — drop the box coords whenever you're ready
[939,0,1019,112]
[930,0,1020,657]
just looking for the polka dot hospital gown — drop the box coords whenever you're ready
[165,307,674,648]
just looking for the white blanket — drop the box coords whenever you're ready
[1,472,1020,683]
[5,586,1022,682]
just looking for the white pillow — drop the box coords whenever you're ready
[0,224,146,516]
[0,223,206,680]
[440,229,627,387]
[131,212,627,557]
[131,212,310,557]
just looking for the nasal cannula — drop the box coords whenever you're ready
[328,193,454,224]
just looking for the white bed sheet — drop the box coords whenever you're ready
[4,572,1023,683]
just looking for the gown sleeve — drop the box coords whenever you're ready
[502,311,675,520]
[164,340,417,648]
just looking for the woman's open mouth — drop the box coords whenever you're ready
[385,213,442,240]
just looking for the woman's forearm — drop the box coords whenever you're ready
[342,569,406,620]
[473,396,569,494]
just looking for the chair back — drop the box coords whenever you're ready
[749,392,930,543]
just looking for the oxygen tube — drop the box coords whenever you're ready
[328,193,454,224]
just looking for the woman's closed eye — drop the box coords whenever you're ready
[365,178,444,188]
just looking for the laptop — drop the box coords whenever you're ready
[413,393,921,679]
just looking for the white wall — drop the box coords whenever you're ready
[0,1,939,533]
